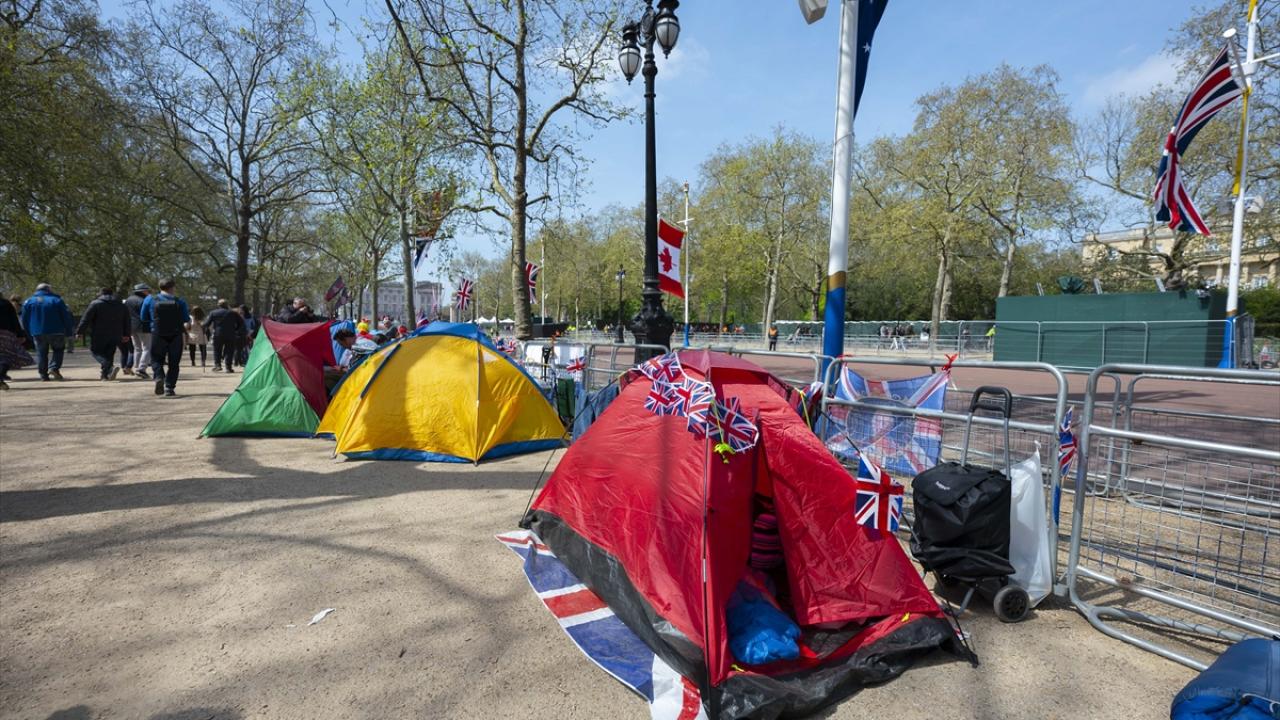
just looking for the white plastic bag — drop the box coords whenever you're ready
[1008,444,1053,605]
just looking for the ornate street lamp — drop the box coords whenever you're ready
[615,266,627,343]
[618,0,679,359]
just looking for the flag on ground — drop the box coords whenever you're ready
[454,278,474,312]
[854,453,903,533]
[497,531,707,719]
[1154,45,1244,236]
[324,275,345,302]
[657,217,684,299]
[525,262,540,304]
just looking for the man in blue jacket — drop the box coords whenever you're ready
[139,278,190,397]
[20,283,75,381]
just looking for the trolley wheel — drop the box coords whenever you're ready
[993,584,1030,623]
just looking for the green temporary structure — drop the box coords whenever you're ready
[201,319,336,437]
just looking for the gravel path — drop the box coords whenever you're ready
[1,353,1195,719]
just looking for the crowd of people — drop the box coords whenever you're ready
[0,283,344,397]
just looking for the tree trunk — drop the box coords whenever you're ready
[718,271,729,336]
[371,276,380,322]
[997,230,1017,298]
[929,247,947,350]
[811,268,823,321]
[399,202,415,324]
[234,199,251,307]
[511,0,533,340]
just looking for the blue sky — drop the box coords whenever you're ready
[99,0,1213,272]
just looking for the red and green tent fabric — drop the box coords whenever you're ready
[201,319,336,437]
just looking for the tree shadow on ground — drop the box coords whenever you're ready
[0,436,548,523]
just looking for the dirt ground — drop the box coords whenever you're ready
[1,352,1197,720]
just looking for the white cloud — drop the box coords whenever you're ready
[604,36,710,102]
[1083,51,1180,106]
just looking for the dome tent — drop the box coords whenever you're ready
[523,350,966,718]
[201,319,335,437]
[318,321,564,462]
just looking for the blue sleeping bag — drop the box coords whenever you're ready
[726,580,800,666]
[1171,638,1279,720]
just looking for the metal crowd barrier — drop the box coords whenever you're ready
[818,357,1071,582]
[687,347,833,388]
[1065,363,1280,671]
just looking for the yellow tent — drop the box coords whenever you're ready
[318,322,564,462]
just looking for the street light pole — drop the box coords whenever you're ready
[615,266,626,344]
[619,0,680,360]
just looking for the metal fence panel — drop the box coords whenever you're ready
[1065,364,1280,671]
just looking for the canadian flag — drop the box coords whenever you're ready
[657,217,684,299]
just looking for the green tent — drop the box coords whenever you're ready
[201,319,336,437]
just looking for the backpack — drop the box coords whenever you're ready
[153,298,183,336]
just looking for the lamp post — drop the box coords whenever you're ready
[619,0,680,360]
[615,266,627,343]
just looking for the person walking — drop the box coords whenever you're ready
[202,299,244,373]
[767,325,779,351]
[237,305,258,367]
[139,278,190,397]
[75,287,131,380]
[185,307,208,367]
[20,283,75,381]
[124,284,152,379]
[0,292,33,390]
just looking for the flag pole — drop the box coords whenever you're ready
[821,0,860,368]
[681,181,692,348]
[1222,0,1258,368]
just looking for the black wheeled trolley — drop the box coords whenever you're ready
[909,386,1031,623]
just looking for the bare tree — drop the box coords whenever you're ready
[126,0,318,305]
[384,0,625,338]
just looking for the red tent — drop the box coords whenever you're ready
[259,319,336,417]
[526,350,963,718]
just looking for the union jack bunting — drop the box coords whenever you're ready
[716,397,759,453]
[1058,406,1078,478]
[524,262,540,304]
[454,278,474,312]
[854,453,904,533]
[644,382,680,416]
[1154,45,1244,236]
[683,380,717,438]
[497,531,707,719]
[639,352,683,384]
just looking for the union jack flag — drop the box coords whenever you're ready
[497,531,706,719]
[644,382,679,416]
[639,352,683,384]
[824,368,948,477]
[564,356,587,374]
[1154,45,1244,236]
[525,262,540,304]
[854,454,904,533]
[682,380,716,438]
[415,306,429,328]
[716,397,759,453]
[454,278,474,312]
[1058,406,1078,478]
